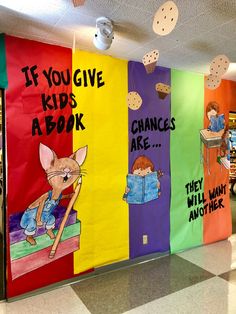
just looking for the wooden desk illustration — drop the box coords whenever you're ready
[200,129,224,174]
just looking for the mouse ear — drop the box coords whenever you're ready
[70,145,88,166]
[39,143,57,171]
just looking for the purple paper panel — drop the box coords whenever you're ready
[128,61,171,258]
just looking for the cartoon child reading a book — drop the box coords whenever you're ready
[123,155,163,204]
[206,101,225,132]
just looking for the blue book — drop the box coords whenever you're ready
[126,172,159,204]
[209,114,225,132]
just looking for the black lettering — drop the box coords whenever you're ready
[143,137,150,150]
[144,118,151,132]
[32,118,42,136]
[97,71,105,88]
[21,66,32,87]
[42,67,53,88]
[69,93,77,109]
[170,117,176,130]
[199,207,204,216]
[45,116,56,135]
[30,65,39,87]
[52,70,61,86]
[57,116,65,133]
[187,195,194,208]
[83,70,88,87]
[66,115,75,133]
[150,117,158,131]
[131,120,138,135]
[189,211,194,222]
[130,138,137,152]
[75,113,85,130]
[164,118,169,131]
[61,69,70,86]
[218,198,224,208]
[41,94,54,111]
[59,93,68,110]
[73,69,81,87]
[158,117,165,131]
[88,69,96,86]
[138,119,144,133]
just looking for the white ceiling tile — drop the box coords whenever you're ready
[0,7,18,32]
[119,0,162,14]
[218,18,236,39]
[0,0,235,80]
[55,10,95,30]
[11,17,54,39]
[68,0,121,18]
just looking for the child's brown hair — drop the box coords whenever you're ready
[206,101,219,117]
[131,155,154,173]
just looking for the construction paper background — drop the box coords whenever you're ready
[72,50,129,274]
[0,34,7,88]
[128,61,170,258]
[5,35,76,298]
[3,35,233,298]
[170,69,204,253]
[203,79,232,244]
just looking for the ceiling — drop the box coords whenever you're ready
[0,0,236,80]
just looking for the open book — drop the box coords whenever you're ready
[126,172,159,204]
[209,114,225,132]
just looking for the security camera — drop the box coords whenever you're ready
[93,17,114,50]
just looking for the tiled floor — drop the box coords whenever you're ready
[0,233,235,314]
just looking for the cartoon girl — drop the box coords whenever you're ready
[123,155,163,204]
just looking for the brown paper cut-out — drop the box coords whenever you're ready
[142,50,159,74]
[127,91,143,110]
[153,1,179,36]
[209,54,230,77]
[205,74,221,90]
[155,82,171,99]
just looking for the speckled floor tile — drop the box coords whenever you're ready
[220,269,236,286]
[0,302,6,314]
[177,236,236,275]
[6,286,90,314]
[123,277,236,314]
[72,255,214,314]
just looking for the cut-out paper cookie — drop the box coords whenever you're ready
[153,1,179,36]
[155,83,171,99]
[209,54,230,77]
[205,74,221,90]
[142,50,159,74]
[127,92,142,110]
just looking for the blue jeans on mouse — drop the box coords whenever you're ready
[20,191,62,236]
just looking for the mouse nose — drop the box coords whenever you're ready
[63,168,71,173]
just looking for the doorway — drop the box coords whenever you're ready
[0,89,5,299]
[229,112,236,234]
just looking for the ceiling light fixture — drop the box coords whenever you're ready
[93,17,114,50]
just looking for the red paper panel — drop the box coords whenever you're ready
[5,36,78,298]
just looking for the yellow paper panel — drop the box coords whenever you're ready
[72,50,129,274]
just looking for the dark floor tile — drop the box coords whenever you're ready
[230,196,236,234]
[72,255,215,314]
[219,269,236,286]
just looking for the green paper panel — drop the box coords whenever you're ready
[0,34,8,88]
[170,69,204,253]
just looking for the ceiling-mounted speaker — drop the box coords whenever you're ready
[73,0,86,7]
[93,17,114,50]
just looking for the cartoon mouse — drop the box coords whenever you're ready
[20,143,87,245]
